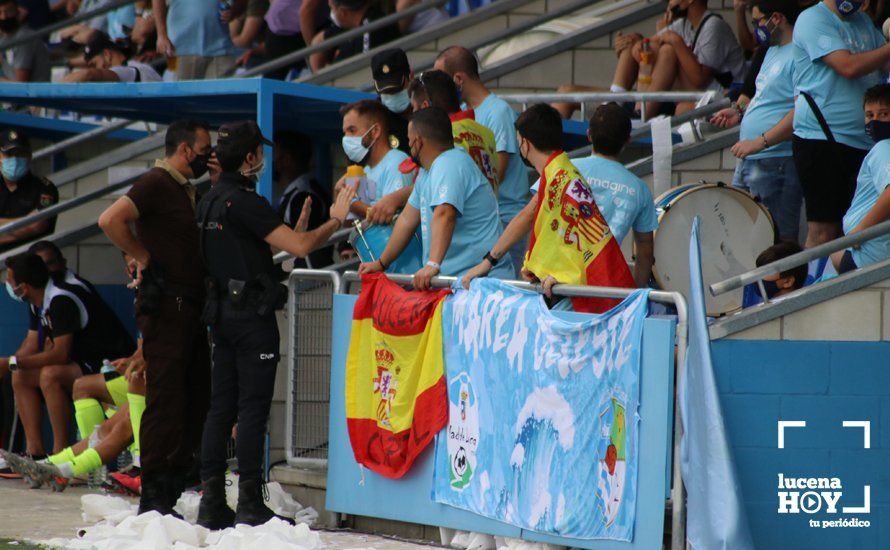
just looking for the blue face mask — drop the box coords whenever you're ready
[341,125,377,164]
[837,0,864,16]
[1,156,28,181]
[5,281,23,303]
[380,89,411,114]
[760,279,781,299]
[866,120,890,142]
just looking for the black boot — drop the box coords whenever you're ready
[138,472,182,518]
[197,476,236,530]
[234,477,295,527]
[164,470,186,510]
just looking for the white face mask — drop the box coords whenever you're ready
[341,125,378,164]
[330,9,343,27]
[241,158,265,182]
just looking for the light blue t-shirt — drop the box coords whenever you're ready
[408,148,512,278]
[792,2,885,150]
[530,155,658,243]
[106,5,135,40]
[472,94,531,223]
[167,0,236,58]
[843,139,890,267]
[740,44,796,159]
[362,148,412,204]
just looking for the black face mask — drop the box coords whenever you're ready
[0,17,19,33]
[670,5,688,19]
[519,140,534,169]
[866,120,890,143]
[189,152,211,179]
[761,279,781,299]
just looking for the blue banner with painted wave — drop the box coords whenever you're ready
[432,278,649,540]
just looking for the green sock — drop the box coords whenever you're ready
[48,447,76,466]
[127,393,145,462]
[71,448,103,477]
[74,399,105,441]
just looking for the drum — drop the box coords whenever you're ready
[348,219,424,275]
[652,183,775,316]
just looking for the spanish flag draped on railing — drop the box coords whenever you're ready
[345,273,450,478]
[525,151,635,313]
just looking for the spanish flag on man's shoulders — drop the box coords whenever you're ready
[345,273,449,478]
[525,151,635,313]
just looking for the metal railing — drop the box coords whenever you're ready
[304,0,615,87]
[332,270,688,550]
[709,218,890,300]
[240,0,448,79]
[0,0,138,51]
[33,119,136,161]
[501,91,712,123]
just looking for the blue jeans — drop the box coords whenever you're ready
[732,156,803,241]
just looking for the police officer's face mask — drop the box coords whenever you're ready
[380,89,411,114]
[241,153,266,183]
[1,156,28,181]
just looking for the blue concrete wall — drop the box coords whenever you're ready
[713,340,890,550]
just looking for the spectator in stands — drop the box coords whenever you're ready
[0,130,59,253]
[0,252,136,460]
[710,0,801,243]
[338,100,413,224]
[750,241,807,301]
[298,0,330,47]
[832,84,890,273]
[229,0,267,68]
[308,0,401,72]
[396,0,448,34]
[372,48,413,154]
[60,0,136,43]
[434,45,530,275]
[274,131,334,268]
[62,31,163,82]
[265,0,326,79]
[359,107,512,287]
[792,0,890,249]
[573,103,657,287]
[0,0,50,82]
[601,0,746,120]
[130,2,158,61]
[98,119,212,517]
[407,69,500,190]
[153,0,237,80]
[733,0,758,53]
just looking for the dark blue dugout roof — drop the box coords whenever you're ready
[0,79,373,141]
[0,78,589,147]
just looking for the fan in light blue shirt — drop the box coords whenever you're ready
[792,2,886,150]
[840,119,890,269]
[358,108,511,288]
[161,0,236,58]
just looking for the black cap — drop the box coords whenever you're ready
[0,129,30,154]
[216,120,272,157]
[371,49,410,94]
[83,32,124,61]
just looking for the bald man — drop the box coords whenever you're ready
[434,46,530,276]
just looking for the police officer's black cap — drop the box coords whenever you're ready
[0,129,30,154]
[217,121,273,153]
[372,49,410,94]
[83,32,124,61]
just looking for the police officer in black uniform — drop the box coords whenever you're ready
[195,121,354,530]
[0,130,59,252]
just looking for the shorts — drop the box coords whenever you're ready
[104,373,128,408]
[792,136,867,223]
[732,156,802,241]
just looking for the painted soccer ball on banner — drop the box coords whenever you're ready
[447,373,479,490]
[596,396,628,526]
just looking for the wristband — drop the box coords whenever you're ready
[378,257,389,270]
[426,261,441,271]
[761,133,769,149]
[483,252,499,266]
[9,355,18,372]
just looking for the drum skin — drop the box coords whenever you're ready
[653,183,775,316]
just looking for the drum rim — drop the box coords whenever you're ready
[650,183,776,316]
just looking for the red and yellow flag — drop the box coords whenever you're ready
[525,151,635,313]
[450,109,500,190]
[345,273,450,478]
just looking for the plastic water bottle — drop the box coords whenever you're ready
[345,164,367,195]
[100,359,115,375]
[638,38,653,89]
